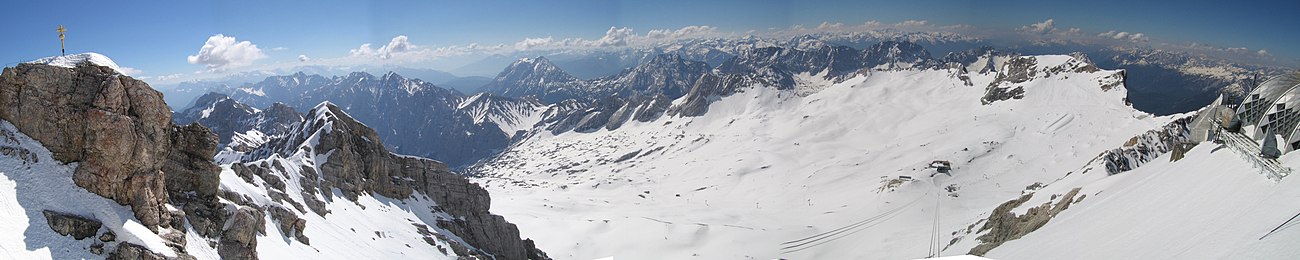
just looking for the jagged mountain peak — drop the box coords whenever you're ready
[190,92,234,108]
[381,70,406,81]
[497,56,577,82]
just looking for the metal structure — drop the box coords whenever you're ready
[57,25,66,56]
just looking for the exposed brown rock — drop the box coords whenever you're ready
[0,62,226,258]
[108,243,167,260]
[220,206,264,260]
[970,188,1083,255]
[250,103,548,260]
[41,210,102,240]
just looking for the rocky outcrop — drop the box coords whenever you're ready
[108,243,168,260]
[1100,115,1195,175]
[220,206,264,260]
[0,63,174,228]
[1,61,225,257]
[42,210,102,240]
[981,56,1037,104]
[245,103,547,260]
[982,54,1111,105]
[970,188,1083,256]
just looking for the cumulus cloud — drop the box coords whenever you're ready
[153,73,183,82]
[118,67,142,76]
[595,27,635,47]
[349,35,424,60]
[186,34,267,72]
[1018,19,1057,34]
[514,37,556,51]
[815,22,845,31]
[506,25,726,51]
[646,25,718,39]
[1098,30,1148,42]
[298,55,310,62]
[1259,49,1272,57]
[896,20,929,27]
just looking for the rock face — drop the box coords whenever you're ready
[0,63,183,228]
[219,206,264,260]
[108,243,168,260]
[1101,115,1195,175]
[42,210,103,240]
[970,188,1083,256]
[240,102,548,260]
[0,62,224,257]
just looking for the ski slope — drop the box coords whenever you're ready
[473,55,1209,259]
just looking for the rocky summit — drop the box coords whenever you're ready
[0,58,545,260]
[0,62,217,230]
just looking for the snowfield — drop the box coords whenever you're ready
[472,55,1300,259]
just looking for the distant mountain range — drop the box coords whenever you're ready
[170,32,1294,169]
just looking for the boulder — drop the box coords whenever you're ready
[219,206,263,260]
[41,210,101,240]
[108,243,167,260]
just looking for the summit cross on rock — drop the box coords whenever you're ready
[57,25,66,56]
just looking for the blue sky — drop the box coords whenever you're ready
[1,0,1295,81]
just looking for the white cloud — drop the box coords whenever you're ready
[1018,19,1057,34]
[348,35,422,60]
[595,27,634,47]
[155,73,183,81]
[514,37,556,51]
[271,47,288,51]
[1259,49,1272,56]
[815,22,845,31]
[646,25,718,39]
[186,34,267,72]
[506,25,725,51]
[119,67,142,76]
[1098,30,1148,42]
[298,55,310,62]
[376,35,414,59]
[896,20,929,27]
[349,43,374,57]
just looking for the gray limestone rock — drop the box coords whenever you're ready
[41,210,101,240]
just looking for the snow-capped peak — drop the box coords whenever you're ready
[25,52,130,75]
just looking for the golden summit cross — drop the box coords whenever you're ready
[57,25,66,56]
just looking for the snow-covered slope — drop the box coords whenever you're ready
[457,93,546,139]
[0,120,177,259]
[25,53,129,75]
[213,101,546,259]
[979,141,1300,259]
[471,54,1184,259]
